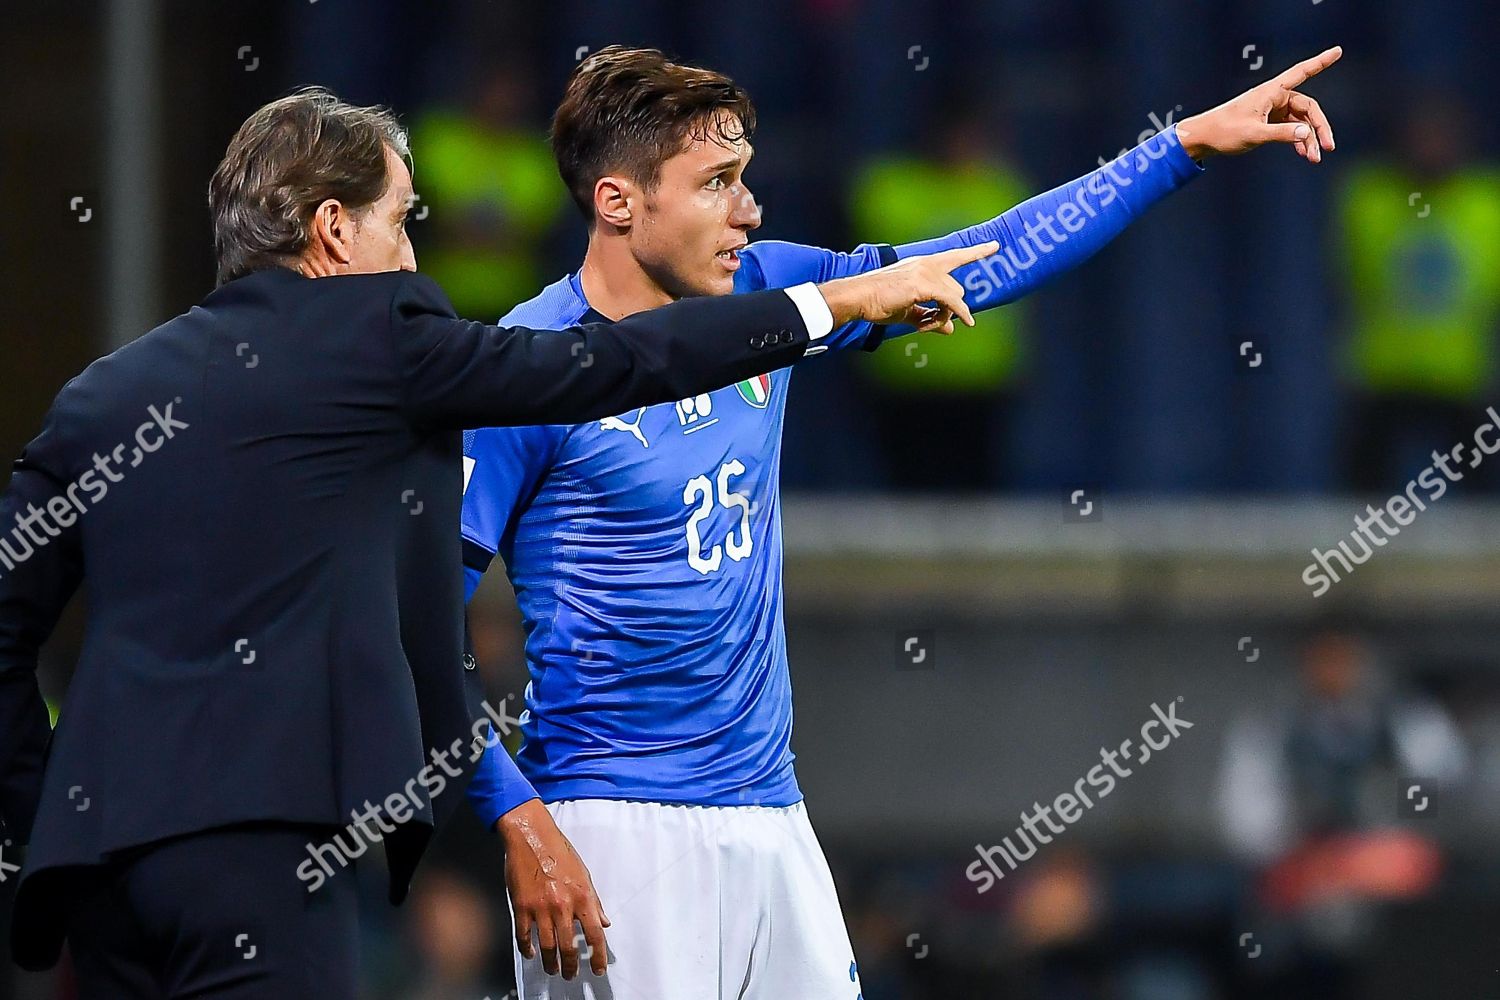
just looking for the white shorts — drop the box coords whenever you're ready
[513,798,864,1000]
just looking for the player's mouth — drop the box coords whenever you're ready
[715,246,745,272]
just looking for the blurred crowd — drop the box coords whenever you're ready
[704,617,1489,1000]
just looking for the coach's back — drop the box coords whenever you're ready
[3,267,474,970]
[1,262,823,969]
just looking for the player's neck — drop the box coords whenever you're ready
[578,236,675,321]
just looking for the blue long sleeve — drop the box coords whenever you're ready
[874,125,1203,344]
[463,576,538,828]
[461,419,564,831]
[467,721,538,831]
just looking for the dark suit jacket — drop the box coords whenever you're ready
[0,266,820,969]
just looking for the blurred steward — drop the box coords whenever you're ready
[1216,622,1467,998]
[1338,94,1500,491]
[852,110,1029,490]
[410,65,569,320]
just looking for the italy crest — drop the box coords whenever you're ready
[734,373,771,409]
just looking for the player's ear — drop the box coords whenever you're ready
[593,176,634,229]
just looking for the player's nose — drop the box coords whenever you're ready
[731,184,762,230]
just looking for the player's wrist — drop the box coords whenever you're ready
[1173,118,1214,162]
[495,796,546,839]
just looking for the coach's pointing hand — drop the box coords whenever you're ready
[818,240,1000,334]
[1176,45,1342,163]
[500,799,611,980]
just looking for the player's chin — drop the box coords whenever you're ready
[697,267,737,298]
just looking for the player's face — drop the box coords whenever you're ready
[346,145,418,275]
[632,114,762,299]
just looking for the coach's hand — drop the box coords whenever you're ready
[818,241,1000,334]
[499,799,611,979]
[1176,46,1341,163]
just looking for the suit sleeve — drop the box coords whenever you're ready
[391,273,826,431]
[0,402,85,844]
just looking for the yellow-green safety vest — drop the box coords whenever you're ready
[852,157,1030,393]
[410,112,567,320]
[1340,165,1500,400]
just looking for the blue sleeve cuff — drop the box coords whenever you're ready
[466,728,540,831]
[1145,123,1206,184]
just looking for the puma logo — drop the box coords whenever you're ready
[598,408,649,448]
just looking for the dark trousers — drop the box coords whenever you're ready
[63,823,359,999]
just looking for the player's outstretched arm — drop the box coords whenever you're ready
[822,45,1343,345]
[1176,47,1341,163]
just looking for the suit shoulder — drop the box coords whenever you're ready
[53,311,185,410]
[259,270,458,329]
[341,270,456,318]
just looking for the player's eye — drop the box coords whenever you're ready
[706,175,727,191]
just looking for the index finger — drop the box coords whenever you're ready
[929,240,1000,272]
[1273,46,1343,90]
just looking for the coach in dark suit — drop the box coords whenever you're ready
[0,89,986,996]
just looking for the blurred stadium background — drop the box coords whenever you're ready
[6,1,1500,997]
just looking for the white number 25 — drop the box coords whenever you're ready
[683,459,754,575]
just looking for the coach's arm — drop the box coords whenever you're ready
[393,271,829,429]
[392,245,997,430]
[0,399,84,847]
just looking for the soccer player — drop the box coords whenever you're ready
[462,45,1341,998]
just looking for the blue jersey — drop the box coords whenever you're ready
[465,128,1203,824]
[464,243,890,811]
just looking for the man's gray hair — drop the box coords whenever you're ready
[208,87,410,284]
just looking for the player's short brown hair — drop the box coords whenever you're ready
[551,46,757,221]
[209,87,409,284]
